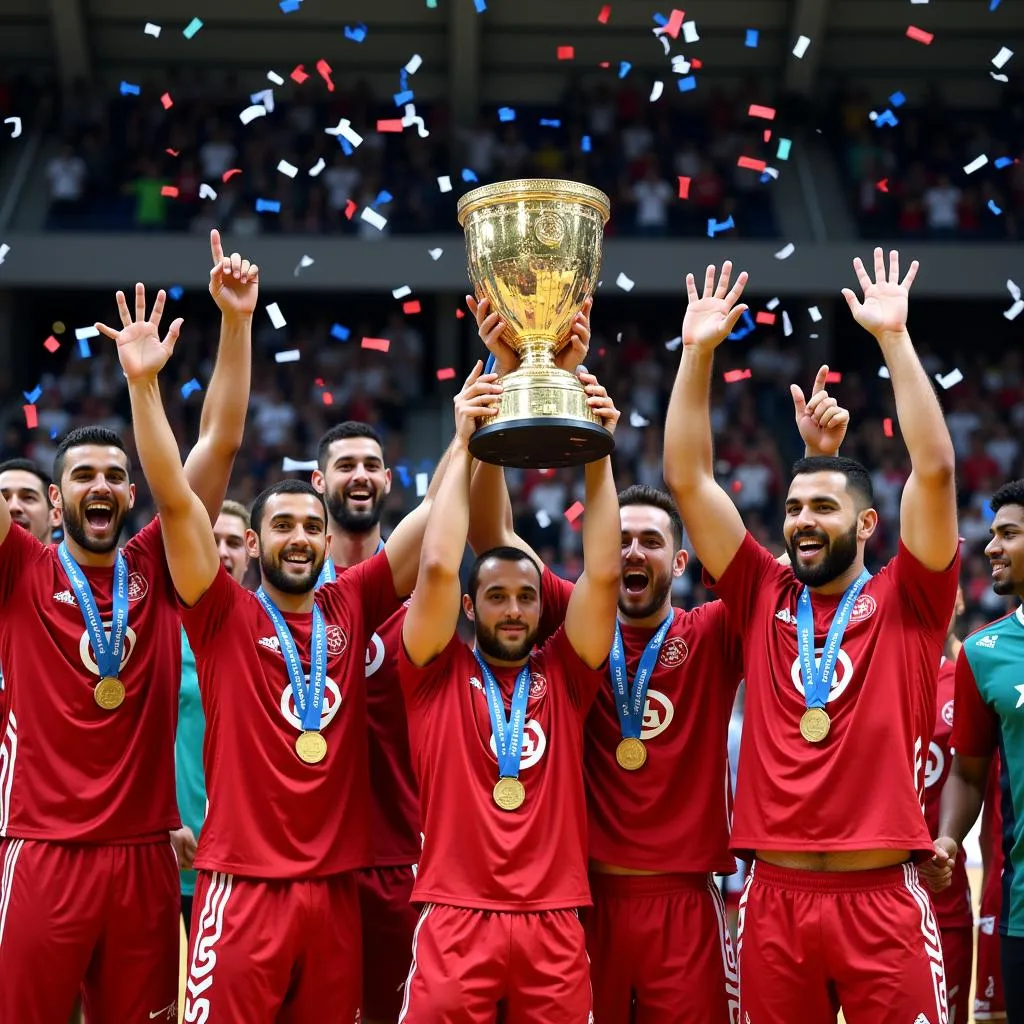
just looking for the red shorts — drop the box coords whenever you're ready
[357,864,419,1021]
[185,869,361,1024]
[975,916,1007,1020]
[586,872,738,1024]
[939,924,972,1024]
[398,903,590,1023]
[737,861,947,1024]
[0,837,179,1024]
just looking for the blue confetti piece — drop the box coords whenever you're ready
[395,464,411,487]
[653,13,668,26]
[461,168,479,183]
[498,106,516,122]
[279,0,302,11]
[990,0,1001,10]
[374,190,393,206]
[119,81,141,97]
[338,136,353,156]
[50,430,58,441]
[78,338,92,359]
[393,90,415,106]
[344,23,368,42]
[400,70,409,90]
[759,171,774,185]
[168,286,184,301]
[988,199,1003,215]
[581,134,592,153]
[255,198,281,213]
[745,29,759,47]
[22,385,42,404]
[777,138,792,160]
[983,500,996,522]
[484,354,497,374]
[619,61,632,78]
[331,324,351,341]
[539,118,561,128]
[889,90,906,108]
[874,109,899,128]
[677,76,697,93]
[707,215,735,238]
[728,311,756,341]
[995,156,1013,169]
[474,0,487,10]
[183,17,203,38]
[181,379,203,399]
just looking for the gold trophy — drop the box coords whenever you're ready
[457,178,614,467]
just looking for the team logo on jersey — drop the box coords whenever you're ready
[488,718,547,770]
[279,675,342,729]
[365,633,385,678]
[53,589,76,606]
[127,572,149,603]
[658,637,688,668]
[979,914,996,936]
[849,594,876,622]
[640,688,675,739]
[941,700,954,728]
[775,608,796,625]
[326,625,347,657]
[924,741,945,790]
[258,636,281,653]
[529,672,547,700]
[79,622,138,675]
[976,633,998,649]
[469,675,484,693]
[789,647,855,703]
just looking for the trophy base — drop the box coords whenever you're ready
[469,417,614,468]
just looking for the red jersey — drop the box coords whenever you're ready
[365,603,421,867]
[708,532,959,857]
[924,657,972,926]
[397,627,604,910]
[0,520,180,842]
[540,569,742,874]
[180,551,400,878]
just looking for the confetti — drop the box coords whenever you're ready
[344,199,357,219]
[723,369,752,383]
[438,175,453,192]
[677,77,697,93]
[255,198,281,213]
[775,138,792,161]
[535,510,552,529]
[890,91,906,108]
[344,23,368,42]
[745,28,759,47]
[267,71,285,85]
[279,0,302,10]
[963,154,989,175]
[1008,279,1020,302]
[377,119,404,133]
[707,216,734,237]
[825,371,842,384]
[294,255,315,276]
[239,104,267,125]
[737,156,766,172]
[428,248,444,260]
[119,82,141,96]
[993,46,1014,69]
[23,405,37,429]
[0,243,10,266]
[755,312,776,325]
[250,88,275,113]
[307,157,326,178]
[2,116,21,139]
[275,349,300,363]
[665,335,682,351]
[392,285,413,299]
[360,207,388,231]
[934,368,963,390]
[290,65,309,84]
[629,411,650,428]
[361,337,391,352]
[144,22,162,37]
[809,305,822,322]
[266,302,287,329]
[988,199,1003,215]
[792,35,811,58]
[650,81,665,101]
[782,311,793,336]
[183,17,203,38]
[619,61,632,78]
[905,25,933,44]
[774,242,795,259]
[564,500,585,523]
[461,168,478,183]
[160,93,173,110]
[883,418,894,437]
[748,104,776,120]
[181,379,202,399]
[316,59,335,92]
[557,45,575,60]
[498,106,516,122]
[662,9,685,38]
[416,472,430,498]
[616,272,635,292]
[682,20,699,42]
[402,103,429,139]
[75,325,99,341]
[331,324,351,341]
[995,156,1014,169]
[283,457,317,472]
[765,297,780,311]
[876,178,889,193]
[671,55,691,74]
[677,176,691,199]
[23,385,41,403]
[405,54,423,76]
[873,109,899,128]
[160,186,179,198]
[168,286,184,300]
[78,338,92,358]
[403,300,422,315]
[276,159,298,178]
[436,367,456,381]
[1004,299,1024,321]
[597,4,611,22]
[198,183,217,200]
[43,335,60,353]
[324,118,363,148]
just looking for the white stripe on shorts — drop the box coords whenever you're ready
[0,838,24,948]
[398,902,434,1023]
[902,862,949,1024]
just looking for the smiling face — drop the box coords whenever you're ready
[618,504,686,621]
[463,556,542,663]
[0,468,55,543]
[51,445,135,554]
[985,504,1024,598]
[247,493,328,595]
[313,437,391,535]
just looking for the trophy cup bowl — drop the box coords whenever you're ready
[457,178,615,468]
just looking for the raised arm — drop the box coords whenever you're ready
[182,229,258,520]
[96,288,220,607]
[663,262,750,580]
[402,364,502,665]
[842,248,957,570]
[792,364,850,458]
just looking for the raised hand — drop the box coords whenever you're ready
[579,370,620,435]
[791,365,850,457]
[454,361,503,443]
[555,297,593,375]
[682,261,749,352]
[842,247,918,341]
[95,283,183,382]
[467,295,517,377]
[208,228,259,319]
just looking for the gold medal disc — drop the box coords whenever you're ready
[295,730,328,764]
[94,676,125,711]
[799,708,831,744]
[615,737,648,771]
[492,777,526,811]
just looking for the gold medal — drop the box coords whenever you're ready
[295,730,328,764]
[615,737,647,771]
[492,777,526,811]
[799,708,831,743]
[93,676,125,711]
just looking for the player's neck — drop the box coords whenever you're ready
[62,533,118,568]
[328,520,382,569]
[259,577,316,613]
[807,559,867,597]
[619,600,673,630]
[474,644,530,670]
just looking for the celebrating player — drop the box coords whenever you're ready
[0,458,60,544]
[398,361,621,1022]
[664,250,958,1023]
[0,230,256,1024]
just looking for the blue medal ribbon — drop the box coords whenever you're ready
[609,613,673,740]
[473,650,532,781]
[256,588,328,733]
[315,538,385,589]
[58,541,129,681]
[796,569,871,711]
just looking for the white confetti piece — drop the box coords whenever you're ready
[774,242,795,260]
[250,88,275,114]
[277,159,298,178]
[282,457,317,472]
[428,247,444,261]
[671,56,691,74]
[360,207,388,231]
[239,104,267,125]
[266,302,287,329]
[402,103,429,138]
[437,175,452,193]
[1008,279,1021,301]
[792,35,811,58]
[682,20,699,43]
[656,33,670,55]
[275,349,300,363]
[405,53,423,75]
[293,255,314,276]
[963,154,988,175]
[415,472,429,497]
[665,335,682,351]
[0,243,10,265]
[766,297,781,311]
[782,311,793,336]
[650,81,665,102]
[75,325,100,340]
[198,183,217,200]
[616,272,635,292]
[308,158,326,177]
[993,46,1014,69]
[629,411,650,428]
[325,118,364,148]
[1005,299,1024,321]
[392,285,412,299]
[878,366,891,379]
[934,368,963,390]
[808,305,822,322]
[761,166,780,180]
[992,72,1010,83]
[144,22,162,37]
[4,117,21,139]
[535,510,552,528]
[267,71,285,85]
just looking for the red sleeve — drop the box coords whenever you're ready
[702,598,746,692]
[178,566,243,652]
[540,625,607,715]
[397,631,461,706]
[889,541,961,634]
[0,524,49,608]
[336,549,401,632]
[950,646,999,758]
[702,531,788,624]
[537,567,574,645]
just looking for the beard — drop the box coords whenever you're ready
[61,500,127,554]
[260,546,325,595]
[786,522,859,587]
[993,573,1019,597]
[618,570,673,621]
[325,486,385,534]
[475,619,538,663]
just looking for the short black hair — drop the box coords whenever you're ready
[317,422,385,471]
[990,479,1024,515]
[0,458,52,498]
[790,455,874,510]
[52,426,129,483]
[617,484,684,546]
[467,545,543,605]
[250,479,328,534]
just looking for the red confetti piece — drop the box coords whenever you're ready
[731,479,743,493]
[723,369,752,383]
[160,186,179,198]
[905,25,933,44]
[361,337,391,353]
[222,168,242,182]
[564,500,585,523]
[883,417,894,438]
[662,9,685,38]
[43,335,60,353]
[23,405,37,429]
[737,156,767,172]
[377,119,404,133]
[597,4,611,22]
[160,93,173,109]
[344,199,357,220]
[402,300,422,315]
[825,371,842,384]
[755,311,776,325]
[876,178,889,193]
[316,59,335,92]
[455,309,466,319]
[678,176,691,199]
[436,368,456,381]
[748,104,776,120]
[598,61,610,68]
[690,58,702,70]
[315,378,325,387]
[290,64,309,84]
[166,148,180,157]
[763,129,772,143]
[322,392,334,406]
[557,45,575,60]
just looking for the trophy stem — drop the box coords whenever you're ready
[518,337,558,370]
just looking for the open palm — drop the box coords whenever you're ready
[95,283,183,382]
[682,261,749,351]
[842,247,918,338]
